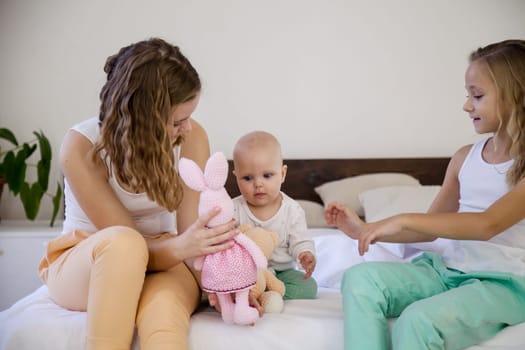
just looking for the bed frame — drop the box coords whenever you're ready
[225,158,451,203]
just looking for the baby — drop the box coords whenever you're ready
[232,130,317,300]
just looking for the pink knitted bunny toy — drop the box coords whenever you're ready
[178,152,267,325]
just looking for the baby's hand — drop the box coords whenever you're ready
[298,251,316,279]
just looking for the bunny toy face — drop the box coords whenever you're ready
[178,152,234,227]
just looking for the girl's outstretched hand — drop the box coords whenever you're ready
[357,215,403,256]
[325,202,405,256]
[324,202,364,240]
[177,207,239,261]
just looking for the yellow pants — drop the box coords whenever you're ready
[38,226,201,350]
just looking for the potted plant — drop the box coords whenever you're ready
[0,127,62,226]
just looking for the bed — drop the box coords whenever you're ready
[1,157,524,350]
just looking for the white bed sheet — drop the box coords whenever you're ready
[1,228,524,350]
[1,284,524,350]
[0,285,342,350]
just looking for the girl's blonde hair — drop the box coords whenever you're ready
[470,40,525,185]
[94,38,201,211]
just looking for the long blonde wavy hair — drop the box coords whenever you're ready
[469,40,525,185]
[94,38,201,211]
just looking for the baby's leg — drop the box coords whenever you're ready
[276,268,318,299]
[136,262,200,350]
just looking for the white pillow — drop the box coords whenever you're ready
[314,173,420,217]
[297,200,334,228]
[359,185,441,222]
[358,185,444,258]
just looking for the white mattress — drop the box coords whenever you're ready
[1,228,524,349]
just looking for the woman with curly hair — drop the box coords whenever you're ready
[38,37,239,350]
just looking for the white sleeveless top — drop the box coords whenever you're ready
[61,117,177,237]
[442,138,525,276]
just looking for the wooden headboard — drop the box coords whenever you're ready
[225,158,450,204]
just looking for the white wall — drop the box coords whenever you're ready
[1,0,525,220]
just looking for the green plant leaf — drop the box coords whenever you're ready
[3,150,27,194]
[35,131,51,192]
[36,159,50,192]
[19,181,45,220]
[22,142,37,159]
[1,128,63,225]
[0,128,19,146]
[50,182,62,227]
[35,131,52,164]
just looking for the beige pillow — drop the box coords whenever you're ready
[314,173,420,217]
[297,200,334,228]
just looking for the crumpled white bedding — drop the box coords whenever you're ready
[1,228,524,350]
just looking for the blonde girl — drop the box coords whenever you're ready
[326,40,525,350]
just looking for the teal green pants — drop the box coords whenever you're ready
[275,269,318,300]
[341,253,525,350]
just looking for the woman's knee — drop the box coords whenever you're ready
[93,226,149,266]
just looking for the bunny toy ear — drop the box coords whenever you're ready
[179,158,207,192]
[204,152,229,190]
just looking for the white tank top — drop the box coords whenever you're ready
[442,138,525,276]
[61,117,177,237]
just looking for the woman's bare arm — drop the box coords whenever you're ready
[60,129,137,230]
